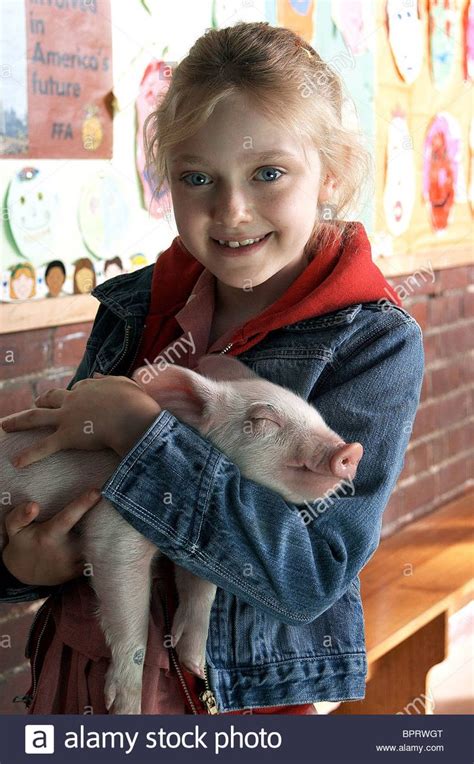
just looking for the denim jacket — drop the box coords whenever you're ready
[1,264,424,711]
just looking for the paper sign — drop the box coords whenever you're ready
[0,0,113,158]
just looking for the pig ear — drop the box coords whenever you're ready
[197,353,258,382]
[132,363,219,431]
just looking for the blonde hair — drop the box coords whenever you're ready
[144,22,372,254]
[9,262,36,299]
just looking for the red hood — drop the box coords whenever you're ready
[144,222,401,358]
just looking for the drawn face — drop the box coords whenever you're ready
[46,265,65,297]
[383,115,415,237]
[428,131,454,229]
[104,262,123,279]
[11,267,35,300]
[332,0,369,56]
[75,266,94,294]
[387,0,423,84]
[7,167,57,266]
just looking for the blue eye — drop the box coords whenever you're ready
[181,172,211,187]
[255,166,284,182]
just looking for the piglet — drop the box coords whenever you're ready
[0,354,363,714]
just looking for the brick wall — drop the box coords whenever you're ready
[381,264,473,536]
[0,263,472,713]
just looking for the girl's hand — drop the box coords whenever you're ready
[1,374,162,467]
[2,490,102,586]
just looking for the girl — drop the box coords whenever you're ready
[1,22,424,714]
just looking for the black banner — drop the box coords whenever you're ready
[0,713,472,763]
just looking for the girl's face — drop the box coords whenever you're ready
[167,92,333,291]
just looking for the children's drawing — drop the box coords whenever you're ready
[45,259,67,297]
[383,110,416,237]
[429,0,461,90]
[465,0,474,80]
[136,60,173,219]
[9,262,36,300]
[129,253,147,271]
[73,257,96,294]
[423,113,466,231]
[276,0,315,42]
[386,0,423,84]
[104,256,125,280]
[331,0,371,56]
[78,170,131,259]
[6,167,59,267]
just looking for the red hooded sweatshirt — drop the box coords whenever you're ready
[132,221,401,370]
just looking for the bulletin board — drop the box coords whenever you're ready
[1,0,473,332]
[372,0,473,276]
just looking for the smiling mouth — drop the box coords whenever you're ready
[211,232,273,247]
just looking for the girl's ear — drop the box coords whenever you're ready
[318,173,338,203]
[132,363,219,431]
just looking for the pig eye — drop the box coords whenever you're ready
[246,416,281,438]
[244,403,282,437]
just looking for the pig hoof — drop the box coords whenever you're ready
[176,645,205,678]
[104,673,142,715]
[104,677,117,712]
[182,660,205,679]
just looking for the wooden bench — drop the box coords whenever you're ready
[333,490,473,714]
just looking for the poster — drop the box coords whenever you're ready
[0,0,113,159]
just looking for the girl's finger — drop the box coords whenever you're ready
[11,433,62,469]
[34,388,68,409]
[1,407,58,432]
[48,489,102,537]
[4,501,39,537]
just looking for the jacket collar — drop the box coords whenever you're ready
[92,264,154,320]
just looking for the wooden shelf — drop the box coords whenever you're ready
[0,294,100,334]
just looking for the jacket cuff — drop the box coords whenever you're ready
[0,555,57,602]
[101,409,222,560]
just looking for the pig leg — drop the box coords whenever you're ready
[171,565,216,678]
[82,502,158,715]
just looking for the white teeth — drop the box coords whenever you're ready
[217,234,266,248]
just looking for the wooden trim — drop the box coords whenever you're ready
[376,245,473,278]
[0,294,100,334]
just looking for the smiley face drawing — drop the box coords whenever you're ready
[386,0,423,85]
[6,167,58,267]
[383,110,416,237]
[423,113,465,231]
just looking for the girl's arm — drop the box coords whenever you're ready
[101,312,424,625]
[0,305,126,602]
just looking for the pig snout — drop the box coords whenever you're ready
[329,442,364,481]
